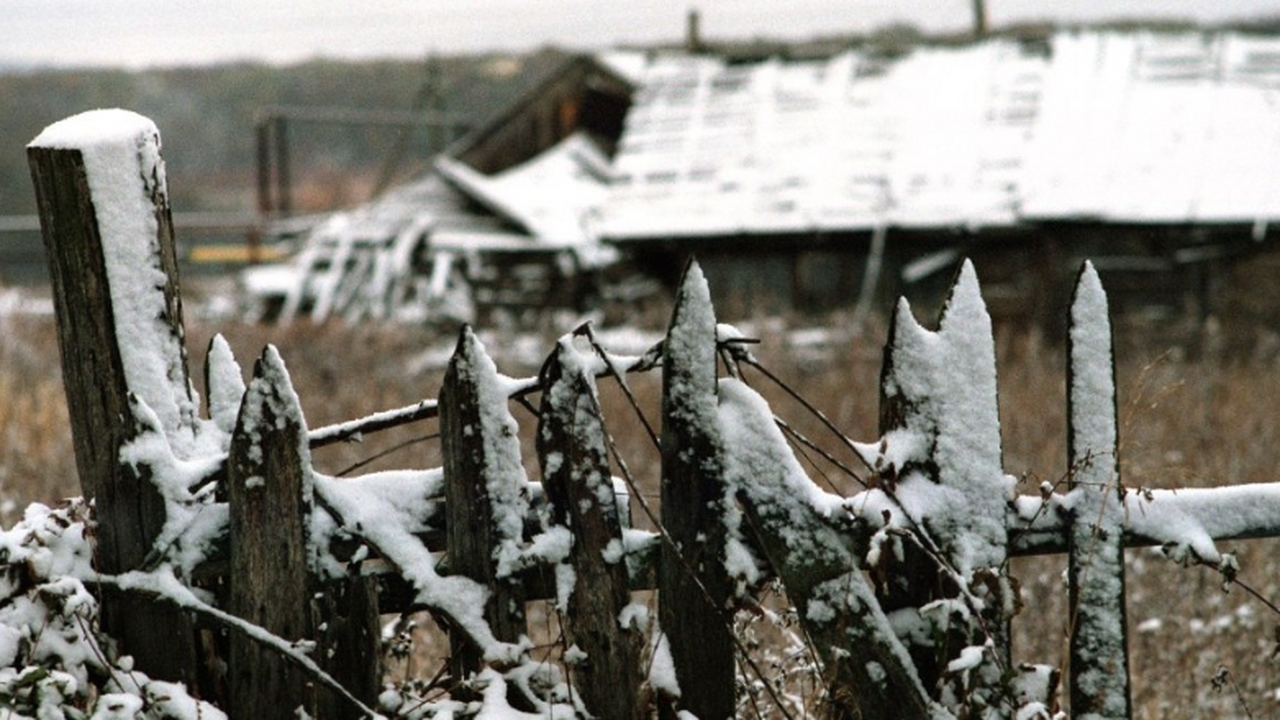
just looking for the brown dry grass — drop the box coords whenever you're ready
[3,305,1280,717]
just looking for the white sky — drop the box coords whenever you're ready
[5,0,1279,69]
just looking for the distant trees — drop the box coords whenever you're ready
[1,54,532,215]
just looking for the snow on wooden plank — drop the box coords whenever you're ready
[226,346,325,718]
[440,326,531,681]
[1011,482,1280,557]
[851,260,1015,714]
[26,109,203,687]
[717,378,945,720]
[658,260,736,720]
[1066,262,1132,720]
[858,261,1012,575]
[28,110,198,451]
[537,338,646,720]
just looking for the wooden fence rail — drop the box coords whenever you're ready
[25,110,1280,719]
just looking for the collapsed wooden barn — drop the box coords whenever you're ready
[242,51,640,323]
[248,30,1280,328]
[597,30,1280,327]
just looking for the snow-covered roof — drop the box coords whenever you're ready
[1021,32,1280,223]
[435,132,609,246]
[596,49,651,87]
[599,31,1280,241]
[248,133,614,322]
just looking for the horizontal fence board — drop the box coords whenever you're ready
[1009,482,1280,556]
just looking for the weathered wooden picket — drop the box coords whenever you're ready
[25,110,1280,719]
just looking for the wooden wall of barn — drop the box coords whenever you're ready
[453,58,633,174]
[617,222,1275,334]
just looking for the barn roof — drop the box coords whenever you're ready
[598,31,1280,241]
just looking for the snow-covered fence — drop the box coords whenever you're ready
[22,110,1280,719]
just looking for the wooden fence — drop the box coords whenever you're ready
[25,111,1280,719]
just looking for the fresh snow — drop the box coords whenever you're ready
[30,109,199,456]
[852,261,1013,579]
[453,328,531,580]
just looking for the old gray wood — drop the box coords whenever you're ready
[440,326,527,686]
[658,260,735,720]
[538,339,646,720]
[1067,263,1132,719]
[227,347,350,719]
[27,139,199,687]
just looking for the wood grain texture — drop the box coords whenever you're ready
[227,348,321,719]
[26,143,199,687]
[658,261,735,720]
[440,326,526,686]
[538,340,646,720]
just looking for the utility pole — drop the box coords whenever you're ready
[972,0,987,38]
[686,8,702,53]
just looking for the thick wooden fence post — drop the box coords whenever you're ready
[538,339,646,720]
[440,326,529,688]
[27,110,199,686]
[659,260,736,720]
[228,347,377,719]
[1066,262,1132,719]
[862,261,1013,715]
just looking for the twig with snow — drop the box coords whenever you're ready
[89,567,382,718]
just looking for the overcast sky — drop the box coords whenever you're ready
[6,0,1280,69]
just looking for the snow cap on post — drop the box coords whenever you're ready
[27,110,200,686]
[30,109,197,454]
[872,260,1009,573]
[1066,261,1132,720]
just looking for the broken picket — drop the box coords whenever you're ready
[717,378,940,720]
[854,261,1015,715]
[538,338,646,720]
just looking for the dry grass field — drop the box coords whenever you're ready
[2,301,1278,718]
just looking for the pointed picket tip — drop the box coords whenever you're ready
[1067,259,1118,482]
[541,335,588,390]
[242,344,308,435]
[664,257,718,413]
[231,345,312,501]
[936,259,991,334]
[206,334,246,435]
[669,257,716,334]
[453,323,481,360]
[887,295,933,360]
[1070,260,1110,330]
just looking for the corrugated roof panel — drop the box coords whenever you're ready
[1021,31,1280,223]
[601,40,1048,239]
[603,30,1280,241]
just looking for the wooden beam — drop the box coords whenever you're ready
[27,111,200,689]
